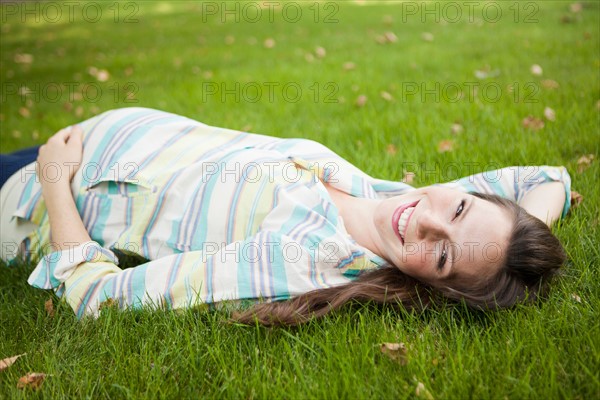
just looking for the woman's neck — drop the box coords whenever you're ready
[323,182,384,257]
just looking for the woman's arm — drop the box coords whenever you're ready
[36,126,91,251]
[519,181,565,226]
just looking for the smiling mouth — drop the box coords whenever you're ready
[392,200,419,245]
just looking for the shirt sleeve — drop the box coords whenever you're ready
[436,166,572,218]
[27,231,348,318]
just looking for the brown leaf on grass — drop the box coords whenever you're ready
[343,62,356,71]
[0,354,26,372]
[375,32,397,44]
[541,79,560,89]
[437,139,454,153]
[522,116,544,131]
[17,373,47,390]
[570,191,583,207]
[18,107,30,118]
[385,144,397,156]
[315,46,326,58]
[96,69,110,82]
[355,95,367,107]
[14,54,33,64]
[543,107,556,121]
[44,299,55,318]
[530,64,543,76]
[450,123,463,135]
[415,381,434,400]
[402,171,415,184]
[263,38,276,48]
[384,32,397,43]
[576,154,594,173]
[380,342,408,365]
[380,91,393,102]
[570,2,582,13]
[99,298,118,311]
[421,32,434,42]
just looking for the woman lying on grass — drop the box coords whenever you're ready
[0,108,571,326]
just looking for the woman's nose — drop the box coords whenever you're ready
[417,211,448,240]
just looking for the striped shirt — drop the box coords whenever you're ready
[18,108,571,317]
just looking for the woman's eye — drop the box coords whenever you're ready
[455,200,465,218]
[437,247,447,270]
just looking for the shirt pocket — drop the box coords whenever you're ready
[84,177,156,198]
[78,177,157,249]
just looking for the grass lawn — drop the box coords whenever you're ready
[1,1,599,398]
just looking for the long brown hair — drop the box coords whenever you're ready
[232,193,566,326]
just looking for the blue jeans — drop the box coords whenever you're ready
[0,146,40,190]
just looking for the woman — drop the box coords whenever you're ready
[0,108,570,325]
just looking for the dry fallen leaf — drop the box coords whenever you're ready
[99,298,118,311]
[522,116,544,131]
[570,190,583,207]
[416,381,434,400]
[18,107,30,118]
[44,298,55,318]
[541,79,560,89]
[571,293,582,303]
[380,342,408,365]
[17,373,48,390]
[543,107,556,121]
[386,144,397,156]
[530,64,543,76]
[315,46,326,58]
[14,53,33,64]
[355,95,367,107]
[384,31,397,43]
[0,354,26,372]
[402,171,415,184]
[263,38,276,48]
[421,32,434,42]
[577,154,595,173]
[96,69,110,82]
[375,32,397,44]
[437,139,454,153]
[343,62,356,71]
[451,123,463,135]
[380,91,393,102]
[474,68,500,79]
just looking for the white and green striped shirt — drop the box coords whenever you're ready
[19,108,571,317]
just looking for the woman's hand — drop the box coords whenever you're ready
[36,125,84,188]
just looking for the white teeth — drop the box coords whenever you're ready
[397,207,415,239]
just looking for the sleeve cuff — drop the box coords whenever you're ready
[543,166,572,218]
[27,241,119,290]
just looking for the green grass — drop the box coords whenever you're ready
[1,1,599,398]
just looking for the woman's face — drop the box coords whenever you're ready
[373,186,513,288]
